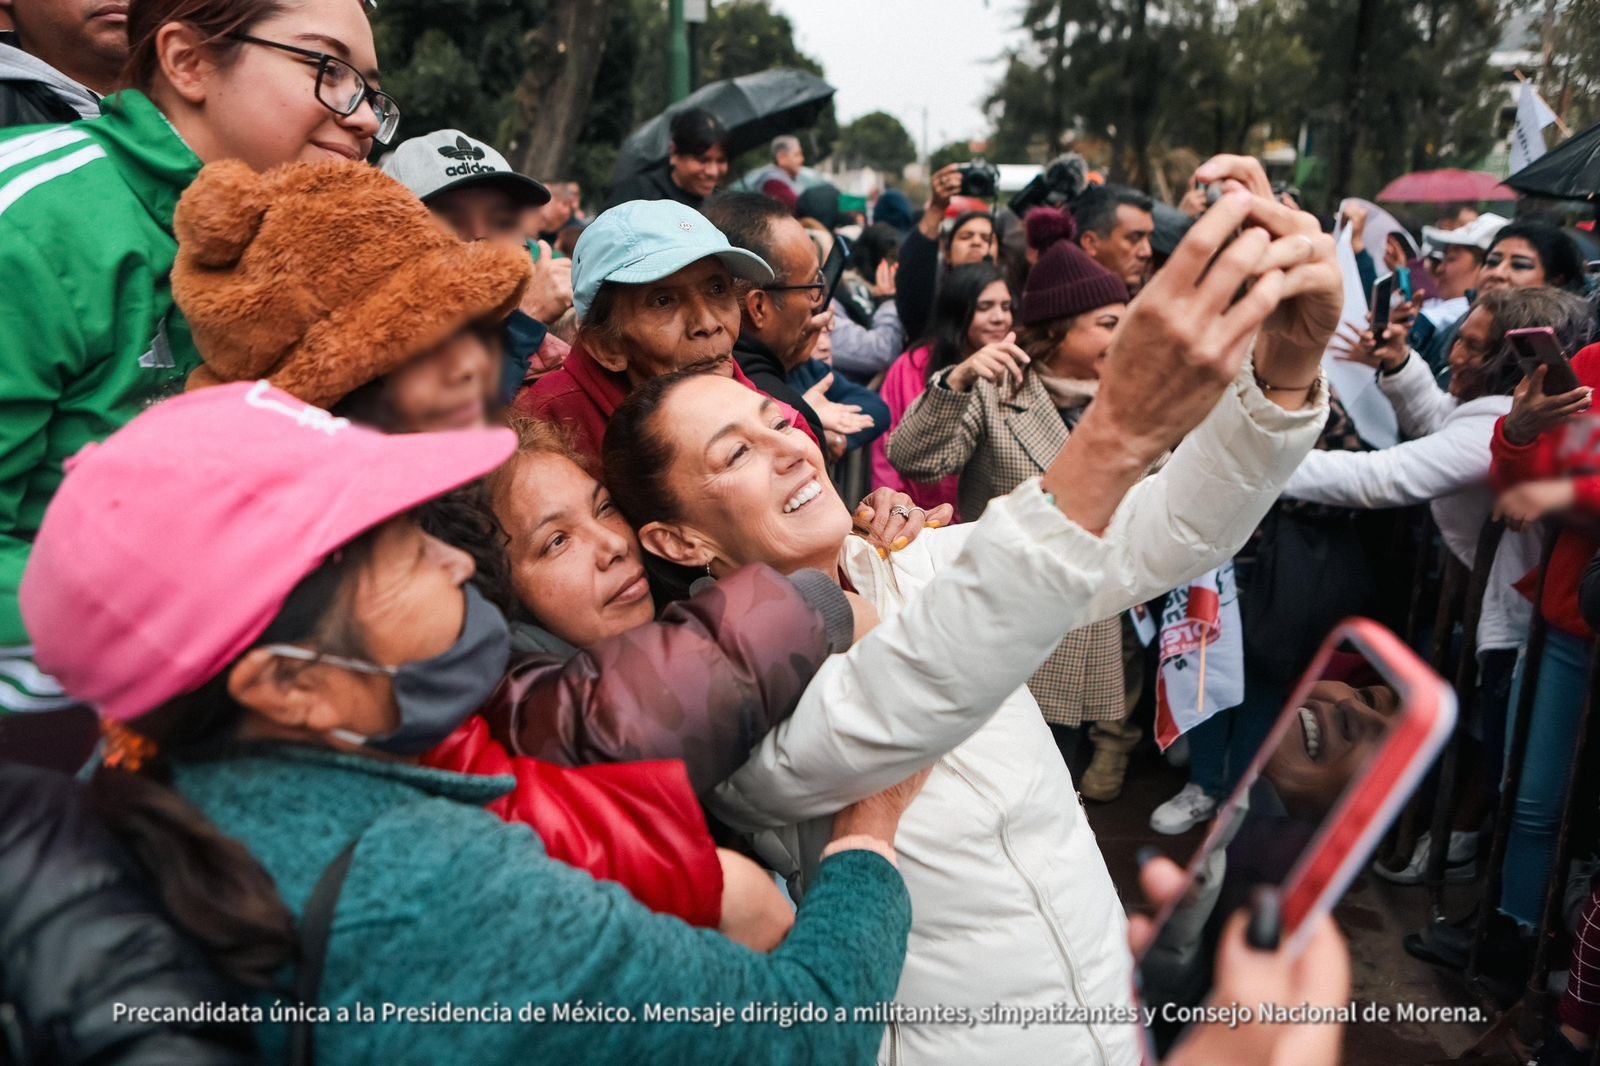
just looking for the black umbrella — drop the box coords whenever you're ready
[610,69,835,184]
[1504,119,1600,201]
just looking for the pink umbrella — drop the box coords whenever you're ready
[1376,169,1518,203]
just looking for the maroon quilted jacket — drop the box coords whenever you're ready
[478,565,852,795]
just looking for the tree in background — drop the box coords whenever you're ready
[579,0,837,199]
[930,140,978,171]
[984,0,1513,209]
[373,0,838,207]
[1548,0,1600,128]
[370,0,544,153]
[834,112,918,174]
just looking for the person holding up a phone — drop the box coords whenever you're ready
[1458,315,1600,984]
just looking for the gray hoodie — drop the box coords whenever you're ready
[0,38,102,128]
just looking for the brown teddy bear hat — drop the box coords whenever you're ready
[173,159,531,410]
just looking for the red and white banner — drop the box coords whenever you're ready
[1154,563,1244,750]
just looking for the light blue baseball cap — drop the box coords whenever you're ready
[571,199,774,320]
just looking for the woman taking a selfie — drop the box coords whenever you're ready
[602,175,1340,1066]
[22,382,924,1063]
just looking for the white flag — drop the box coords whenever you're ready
[1510,81,1559,174]
[1327,221,1399,448]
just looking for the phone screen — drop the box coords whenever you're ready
[1134,622,1447,1058]
[1369,273,1394,337]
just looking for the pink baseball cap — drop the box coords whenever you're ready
[20,381,514,722]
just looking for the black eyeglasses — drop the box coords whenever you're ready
[229,34,401,144]
[763,273,826,303]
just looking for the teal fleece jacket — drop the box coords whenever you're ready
[173,744,911,1064]
[0,91,201,648]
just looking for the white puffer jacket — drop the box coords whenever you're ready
[711,365,1328,1066]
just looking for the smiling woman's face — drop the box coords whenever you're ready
[641,374,853,577]
[1478,237,1547,293]
[168,0,384,172]
[494,451,654,648]
[1264,679,1399,819]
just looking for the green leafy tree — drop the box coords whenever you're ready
[833,112,918,173]
[371,0,611,180]
[1548,0,1600,127]
[929,140,977,171]
[579,0,836,194]
[984,0,1512,208]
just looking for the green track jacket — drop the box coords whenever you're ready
[0,91,200,659]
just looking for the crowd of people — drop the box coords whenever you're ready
[2,2,1599,1065]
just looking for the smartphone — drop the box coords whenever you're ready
[1507,326,1583,395]
[1133,618,1455,1060]
[1368,273,1394,339]
[821,233,851,308]
[1395,266,1413,301]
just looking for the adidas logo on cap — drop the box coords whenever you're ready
[437,135,500,176]
[437,136,485,162]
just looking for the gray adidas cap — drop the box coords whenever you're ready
[380,129,551,208]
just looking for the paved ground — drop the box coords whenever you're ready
[1081,742,1518,1064]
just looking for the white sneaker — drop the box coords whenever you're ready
[1371,831,1478,885]
[1150,783,1217,835]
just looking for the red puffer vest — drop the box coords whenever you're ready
[422,716,722,928]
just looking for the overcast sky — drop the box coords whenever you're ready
[768,0,1017,151]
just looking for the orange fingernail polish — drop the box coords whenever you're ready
[877,546,888,559]
[892,537,910,551]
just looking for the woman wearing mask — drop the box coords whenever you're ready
[600,181,1340,1066]
[431,416,945,795]
[888,219,1142,798]
[603,107,728,212]
[21,382,922,1063]
[0,0,396,715]
[171,157,869,948]
[872,262,1013,519]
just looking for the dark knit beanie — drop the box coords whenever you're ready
[1019,217,1129,326]
[1025,206,1076,255]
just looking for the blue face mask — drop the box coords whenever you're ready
[263,584,510,756]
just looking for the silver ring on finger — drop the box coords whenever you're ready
[889,505,913,520]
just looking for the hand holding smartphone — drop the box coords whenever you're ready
[1133,619,1455,1062]
[1368,273,1394,340]
[1507,326,1583,396]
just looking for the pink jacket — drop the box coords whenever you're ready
[872,347,962,520]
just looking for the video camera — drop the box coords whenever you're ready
[1007,153,1092,218]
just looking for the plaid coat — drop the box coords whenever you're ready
[886,368,1124,725]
